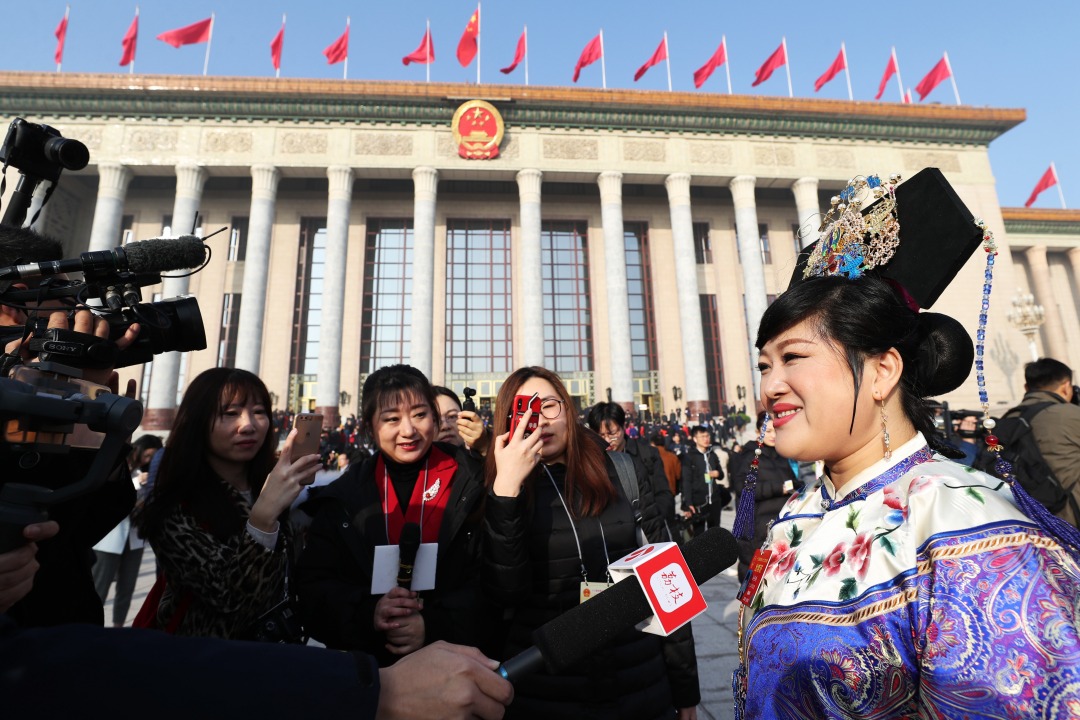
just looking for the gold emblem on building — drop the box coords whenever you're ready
[452,100,504,160]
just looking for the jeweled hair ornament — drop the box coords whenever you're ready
[802,173,901,281]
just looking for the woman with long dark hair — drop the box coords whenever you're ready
[486,366,699,720]
[135,368,320,638]
[734,175,1080,717]
[296,365,493,665]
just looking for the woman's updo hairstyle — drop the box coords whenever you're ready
[756,275,973,451]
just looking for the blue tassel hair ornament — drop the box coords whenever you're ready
[732,415,769,541]
[973,218,1080,558]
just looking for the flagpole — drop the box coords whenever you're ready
[892,47,904,101]
[943,51,961,104]
[57,5,69,73]
[842,42,853,101]
[426,19,431,83]
[782,37,792,98]
[130,6,138,75]
[277,14,285,79]
[343,17,350,80]
[203,12,214,76]
[524,25,529,86]
[661,32,672,91]
[600,29,606,89]
[1052,162,1067,208]
[476,3,481,85]
[723,36,732,94]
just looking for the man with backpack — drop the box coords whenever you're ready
[986,358,1080,527]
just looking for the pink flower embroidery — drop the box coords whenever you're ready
[770,541,797,578]
[822,542,847,576]
[908,474,933,495]
[848,532,874,580]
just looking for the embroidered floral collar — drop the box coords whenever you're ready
[818,445,934,512]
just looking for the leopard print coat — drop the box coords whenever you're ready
[149,481,287,640]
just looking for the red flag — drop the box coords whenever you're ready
[54,12,68,65]
[813,48,846,92]
[500,29,526,74]
[752,41,786,87]
[914,56,951,101]
[634,36,668,82]
[1025,166,1059,208]
[693,40,727,89]
[457,8,479,67]
[573,34,603,83]
[157,17,212,48]
[270,25,285,71]
[403,28,434,65]
[323,23,348,65]
[903,89,912,104]
[119,12,138,67]
[875,52,898,100]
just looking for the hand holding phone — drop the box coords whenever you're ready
[508,393,541,438]
[291,413,323,458]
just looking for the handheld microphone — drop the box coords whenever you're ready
[0,235,206,281]
[497,526,738,683]
[397,522,422,589]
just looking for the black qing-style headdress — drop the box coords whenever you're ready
[732,167,1080,556]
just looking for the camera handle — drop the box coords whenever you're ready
[0,379,143,552]
[1,173,43,229]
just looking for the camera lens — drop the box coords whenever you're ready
[42,135,89,171]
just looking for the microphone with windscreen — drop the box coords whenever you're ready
[397,522,422,589]
[497,526,739,683]
[0,235,206,282]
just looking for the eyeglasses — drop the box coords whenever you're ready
[539,399,565,420]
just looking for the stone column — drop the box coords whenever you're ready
[665,173,710,419]
[144,163,207,430]
[1026,245,1070,361]
[517,169,545,367]
[314,166,354,430]
[730,175,770,398]
[791,177,821,250]
[410,167,439,380]
[87,163,133,252]
[234,165,280,374]
[598,171,634,414]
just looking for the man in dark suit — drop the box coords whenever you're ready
[679,425,729,537]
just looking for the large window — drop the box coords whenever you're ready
[444,219,513,375]
[120,214,134,245]
[228,216,249,262]
[290,219,326,376]
[542,221,592,373]
[625,222,657,374]
[217,293,242,368]
[759,223,772,265]
[700,294,726,412]
[361,219,413,374]
[693,222,712,264]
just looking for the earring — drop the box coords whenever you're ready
[879,398,892,460]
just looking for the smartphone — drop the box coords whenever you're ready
[508,393,541,438]
[292,413,323,457]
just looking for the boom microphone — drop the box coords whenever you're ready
[497,526,739,683]
[397,522,422,589]
[0,235,206,282]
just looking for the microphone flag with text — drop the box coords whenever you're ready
[498,526,738,683]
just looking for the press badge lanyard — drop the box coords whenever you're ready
[542,465,612,596]
[382,459,431,542]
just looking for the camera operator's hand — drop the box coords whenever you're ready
[492,405,544,497]
[374,586,425,655]
[249,429,321,533]
[376,641,513,720]
[0,521,59,613]
[457,410,490,455]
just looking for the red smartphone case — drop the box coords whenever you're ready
[509,394,541,437]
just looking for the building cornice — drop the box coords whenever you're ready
[0,71,1024,146]
[1002,207,1080,235]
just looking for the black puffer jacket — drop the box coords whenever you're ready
[729,441,797,577]
[295,442,496,665]
[485,451,700,719]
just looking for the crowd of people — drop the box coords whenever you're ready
[4,163,1080,719]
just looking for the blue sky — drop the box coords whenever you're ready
[9,1,1079,210]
